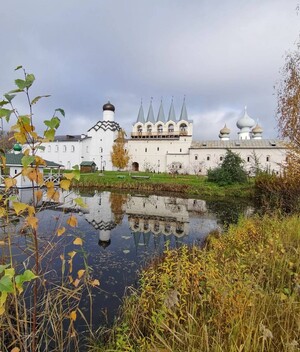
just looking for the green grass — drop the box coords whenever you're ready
[73,171,254,198]
[92,215,300,352]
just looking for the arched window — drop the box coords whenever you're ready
[157,124,163,133]
[63,145,67,152]
[180,123,187,132]
[137,125,142,133]
[147,125,152,133]
[71,145,75,152]
[168,124,174,133]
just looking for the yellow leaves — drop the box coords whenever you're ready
[45,180,55,189]
[22,167,44,185]
[70,310,77,321]
[67,215,78,228]
[46,188,60,202]
[68,251,77,259]
[11,347,20,352]
[26,216,38,230]
[63,172,75,180]
[13,132,27,144]
[4,177,17,190]
[13,202,28,215]
[73,237,82,245]
[60,179,71,191]
[57,227,66,237]
[35,189,43,203]
[90,279,100,287]
[0,207,6,218]
[45,180,60,201]
[34,155,46,167]
[77,269,85,279]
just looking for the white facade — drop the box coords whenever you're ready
[36,102,121,172]
[33,99,287,175]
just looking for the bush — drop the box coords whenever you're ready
[207,149,248,186]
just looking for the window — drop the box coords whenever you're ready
[86,146,89,153]
[157,124,163,133]
[195,155,198,161]
[179,123,187,132]
[266,156,270,162]
[100,147,103,153]
[71,145,75,152]
[137,125,142,133]
[220,156,223,161]
[55,145,58,152]
[168,124,174,132]
[180,148,182,152]
[63,145,67,152]
[147,125,152,133]
[207,156,210,161]
[247,156,250,162]
[48,145,51,152]
[157,147,159,151]
[145,148,147,152]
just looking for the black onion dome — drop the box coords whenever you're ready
[103,101,115,112]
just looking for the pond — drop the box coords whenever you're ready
[0,189,255,330]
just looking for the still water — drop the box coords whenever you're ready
[1,189,254,328]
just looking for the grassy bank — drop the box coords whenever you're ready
[93,215,300,352]
[73,171,253,198]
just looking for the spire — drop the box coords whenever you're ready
[179,96,188,121]
[167,97,176,122]
[156,99,166,123]
[136,100,145,123]
[146,98,155,123]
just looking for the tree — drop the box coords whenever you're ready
[111,129,130,170]
[277,39,300,176]
[207,149,248,186]
[0,130,16,152]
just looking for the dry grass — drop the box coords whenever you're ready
[93,215,300,352]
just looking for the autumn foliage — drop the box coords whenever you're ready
[111,129,130,170]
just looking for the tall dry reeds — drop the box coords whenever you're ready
[93,215,300,352]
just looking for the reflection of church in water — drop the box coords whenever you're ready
[58,191,208,249]
[83,192,117,248]
[126,195,206,247]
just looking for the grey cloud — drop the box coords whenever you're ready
[0,0,299,141]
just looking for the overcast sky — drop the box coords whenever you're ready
[1,0,299,140]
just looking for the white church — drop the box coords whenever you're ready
[36,100,287,175]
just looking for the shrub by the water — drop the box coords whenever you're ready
[94,215,300,352]
[207,149,248,186]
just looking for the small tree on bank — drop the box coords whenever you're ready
[111,129,130,170]
[207,149,248,186]
[277,39,300,177]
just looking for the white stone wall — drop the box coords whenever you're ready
[127,136,192,172]
[188,147,286,175]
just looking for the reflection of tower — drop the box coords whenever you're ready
[84,191,116,249]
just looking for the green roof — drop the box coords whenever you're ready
[80,161,96,166]
[2,153,62,168]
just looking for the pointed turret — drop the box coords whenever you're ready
[179,97,188,121]
[156,100,166,123]
[146,99,155,123]
[136,101,145,124]
[167,98,176,122]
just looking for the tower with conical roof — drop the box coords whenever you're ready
[156,100,166,123]
[146,99,156,124]
[167,98,176,122]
